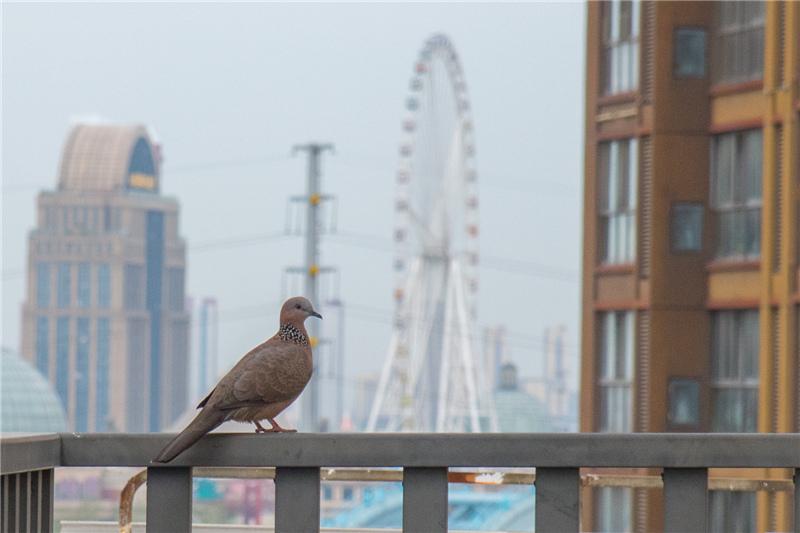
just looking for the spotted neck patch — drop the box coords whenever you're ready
[278,323,309,346]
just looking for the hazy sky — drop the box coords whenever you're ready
[2,3,586,414]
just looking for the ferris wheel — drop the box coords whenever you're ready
[367,34,497,433]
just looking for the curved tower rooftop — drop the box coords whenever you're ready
[58,123,160,193]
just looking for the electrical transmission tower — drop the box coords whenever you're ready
[284,143,336,432]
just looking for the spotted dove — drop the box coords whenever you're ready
[153,296,321,463]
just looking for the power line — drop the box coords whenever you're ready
[190,231,288,253]
[0,231,290,281]
[2,229,577,283]
[166,154,292,174]
[4,150,578,197]
[213,298,577,359]
[1,154,295,194]
[329,230,578,282]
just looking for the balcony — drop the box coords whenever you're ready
[1,432,799,532]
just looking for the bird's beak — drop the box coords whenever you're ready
[310,310,323,319]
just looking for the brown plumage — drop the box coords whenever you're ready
[153,296,322,463]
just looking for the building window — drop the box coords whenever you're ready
[44,206,56,230]
[601,0,640,95]
[598,311,634,432]
[126,318,148,432]
[167,268,185,312]
[598,139,637,264]
[96,318,110,431]
[710,491,756,532]
[98,263,111,308]
[145,210,165,432]
[57,263,71,308]
[674,27,707,78]
[671,203,704,252]
[127,137,158,192]
[56,317,70,408]
[712,1,765,84]
[343,487,354,501]
[322,486,333,501]
[124,264,145,310]
[667,378,700,427]
[596,487,632,532]
[36,317,49,378]
[36,263,51,307]
[90,207,99,232]
[711,129,762,260]
[75,318,90,432]
[711,310,758,432]
[77,263,91,308]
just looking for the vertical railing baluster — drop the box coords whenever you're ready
[1,475,9,533]
[41,469,54,532]
[794,468,799,533]
[663,468,707,533]
[7,473,19,533]
[19,472,30,533]
[28,471,41,533]
[146,467,192,532]
[402,467,448,533]
[275,467,320,533]
[535,467,580,532]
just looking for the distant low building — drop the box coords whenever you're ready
[494,362,552,433]
[1,347,67,433]
[352,373,378,431]
[19,123,190,432]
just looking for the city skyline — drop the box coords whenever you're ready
[2,3,798,532]
[2,3,585,408]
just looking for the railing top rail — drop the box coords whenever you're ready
[2,432,799,474]
[0,433,60,474]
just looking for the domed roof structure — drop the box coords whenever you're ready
[494,361,553,432]
[58,123,160,193]
[1,348,67,433]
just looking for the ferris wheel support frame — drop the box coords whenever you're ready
[367,34,497,433]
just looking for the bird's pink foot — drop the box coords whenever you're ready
[254,420,296,433]
[267,419,297,433]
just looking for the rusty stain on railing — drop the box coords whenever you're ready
[118,467,796,532]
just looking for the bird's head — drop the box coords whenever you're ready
[280,296,322,325]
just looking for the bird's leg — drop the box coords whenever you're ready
[267,418,297,433]
[254,420,269,434]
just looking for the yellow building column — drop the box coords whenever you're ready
[774,2,799,531]
[758,2,798,531]
[757,2,779,532]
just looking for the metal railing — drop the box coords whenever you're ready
[1,432,799,532]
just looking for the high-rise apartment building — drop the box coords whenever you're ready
[20,123,190,433]
[580,2,798,532]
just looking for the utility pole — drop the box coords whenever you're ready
[291,143,334,432]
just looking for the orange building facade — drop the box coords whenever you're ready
[580,2,799,531]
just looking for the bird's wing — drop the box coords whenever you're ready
[211,339,307,410]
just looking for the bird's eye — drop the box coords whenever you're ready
[296,304,301,309]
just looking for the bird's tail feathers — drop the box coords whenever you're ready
[152,408,225,463]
